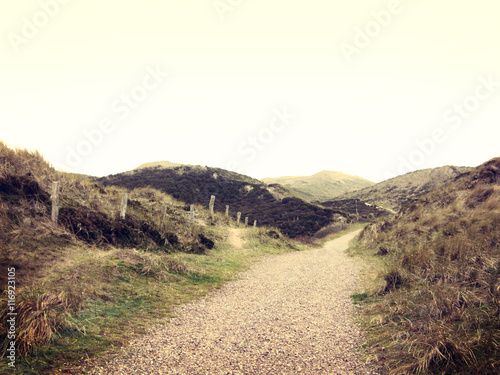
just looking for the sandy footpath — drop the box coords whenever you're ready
[87,229,375,375]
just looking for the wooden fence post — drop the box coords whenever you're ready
[190,204,195,224]
[236,212,241,225]
[51,181,60,223]
[159,205,167,228]
[253,220,257,228]
[244,217,248,226]
[225,205,229,217]
[95,192,101,207]
[209,195,216,219]
[120,193,128,219]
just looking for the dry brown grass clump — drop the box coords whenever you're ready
[354,157,500,374]
[0,291,83,358]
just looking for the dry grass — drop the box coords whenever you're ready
[0,291,84,358]
[340,165,472,212]
[0,141,297,374]
[350,157,500,374]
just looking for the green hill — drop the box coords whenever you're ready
[262,171,375,202]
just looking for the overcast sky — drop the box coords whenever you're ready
[1,0,499,182]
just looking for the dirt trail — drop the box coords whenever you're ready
[227,227,245,249]
[88,229,374,374]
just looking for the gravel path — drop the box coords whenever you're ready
[88,230,374,374]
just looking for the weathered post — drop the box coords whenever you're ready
[160,205,167,228]
[244,217,248,226]
[225,205,229,217]
[236,212,241,225]
[120,193,128,219]
[209,195,216,219]
[190,204,195,224]
[51,181,60,223]
[90,192,100,208]
[253,220,257,228]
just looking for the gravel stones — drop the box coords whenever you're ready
[88,230,376,375]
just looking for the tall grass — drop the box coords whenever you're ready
[350,158,500,374]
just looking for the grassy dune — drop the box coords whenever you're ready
[262,170,374,202]
[97,165,340,238]
[349,158,500,374]
[339,165,472,212]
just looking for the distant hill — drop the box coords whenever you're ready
[354,157,500,373]
[262,171,375,202]
[318,199,392,221]
[136,161,185,170]
[336,165,472,212]
[97,164,345,238]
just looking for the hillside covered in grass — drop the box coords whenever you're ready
[350,157,500,374]
[97,165,345,238]
[337,165,472,212]
[318,198,392,221]
[262,170,374,202]
[0,142,295,374]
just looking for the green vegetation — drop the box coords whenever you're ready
[262,170,374,202]
[351,293,368,303]
[0,142,296,374]
[1,229,294,374]
[348,158,500,374]
[2,140,494,374]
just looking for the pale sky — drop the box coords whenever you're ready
[1,0,499,182]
